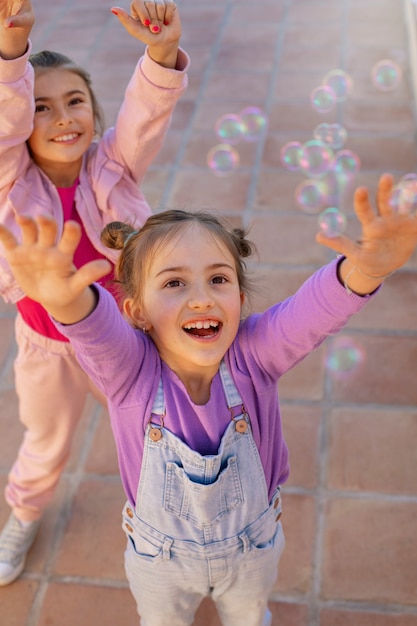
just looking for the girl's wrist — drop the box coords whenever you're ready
[147,42,179,69]
[0,32,30,60]
[338,258,389,296]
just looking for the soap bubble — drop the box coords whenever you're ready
[310,85,336,113]
[325,336,366,381]
[207,144,240,176]
[314,123,348,150]
[389,174,417,214]
[299,140,334,178]
[322,69,353,102]
[238,106,269,142]
[280,141,303,171]
[318,207,347,237]
[215,114,244,145]
[320,170,341,206]
[331,149,361,186]
[371,59,402,92]
[295,179,327,213]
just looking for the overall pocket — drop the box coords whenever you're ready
[164,454,243,528]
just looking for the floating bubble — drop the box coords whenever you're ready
[310,85,336,113]
[313,123,347,150]
[371,59,402,92]
[295,179,327,213]
[238,106,269,142]
[401,172,417,183]
[280,141,303,171]
[331,149,361,186]
[325,336,366,381]
[322,69,353,102]
[299,140,334,178]
[207,144,240,176]
[318,207,347,238]
[389,174,417,214]
[215,114,244,145]
[320,170,341,206]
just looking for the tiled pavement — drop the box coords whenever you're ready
[1,0,417,624]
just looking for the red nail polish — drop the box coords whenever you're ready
[111,8,118,15]
[164,20,170,25]
[143,19,151,26]
[151,25,160,32]
[8,21,14,28]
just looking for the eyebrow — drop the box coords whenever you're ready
[155,262,235,278]
[34,89,87,103]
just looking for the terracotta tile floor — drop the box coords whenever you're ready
[1,0,417,624]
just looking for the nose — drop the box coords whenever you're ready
[54,105,73,126]
[187,283,215,309]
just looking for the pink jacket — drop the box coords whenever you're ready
[0,42,189,303]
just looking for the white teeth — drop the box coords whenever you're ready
[53,133,78,142]
[183,320,219,330]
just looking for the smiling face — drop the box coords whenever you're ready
[124,222,244,385]
[27,68,95,187]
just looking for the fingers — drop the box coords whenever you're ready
[124,0,176,30]
[3,0,33,29]
[72,259,113,291]
[35,214,58,247]
[353,184,376,227]
[315,232,358,258]
[376,172,394,216]
[58,219,82,256]
[0,214,81,257]
[0,223,18,250]
[353,173,395,228]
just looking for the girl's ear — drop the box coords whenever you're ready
[123,298,148,329]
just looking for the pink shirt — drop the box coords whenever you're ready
[16,180,115,341]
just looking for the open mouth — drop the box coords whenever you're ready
[52,133,80,143]
[182,320,221,338]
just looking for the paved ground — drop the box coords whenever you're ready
[1,0,417,625]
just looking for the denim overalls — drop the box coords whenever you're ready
[122,362,285,626]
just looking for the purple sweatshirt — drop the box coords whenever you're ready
[56,258,376,505]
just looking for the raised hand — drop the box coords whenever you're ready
[0,215,111,323]
[0,0,34,59]
[111,0,180,68]
[316,173,417,294]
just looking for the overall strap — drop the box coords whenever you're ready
[148,361,248,439]
[219,360,244,410]
[151,361,243,415]
[151,378,165,416]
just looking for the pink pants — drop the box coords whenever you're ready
[5,314,106,522]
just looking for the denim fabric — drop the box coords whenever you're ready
[123,361,284,626]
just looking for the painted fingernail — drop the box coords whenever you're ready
[111,8,118,15]
[8,21,14,28]
[164,20,170,25]
[151,25,160,32]
[143,18,151,26]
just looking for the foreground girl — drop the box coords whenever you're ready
[1,174,416,625]
[0,0,188,584]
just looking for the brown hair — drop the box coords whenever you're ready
[100,210,256,307]
[29,50,105,136]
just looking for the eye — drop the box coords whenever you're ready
[211,275,227,284]
[164,279,184,288]
[34,104,48,113]
[69,97,84,106]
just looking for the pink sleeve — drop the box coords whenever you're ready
[96,46,189,183]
